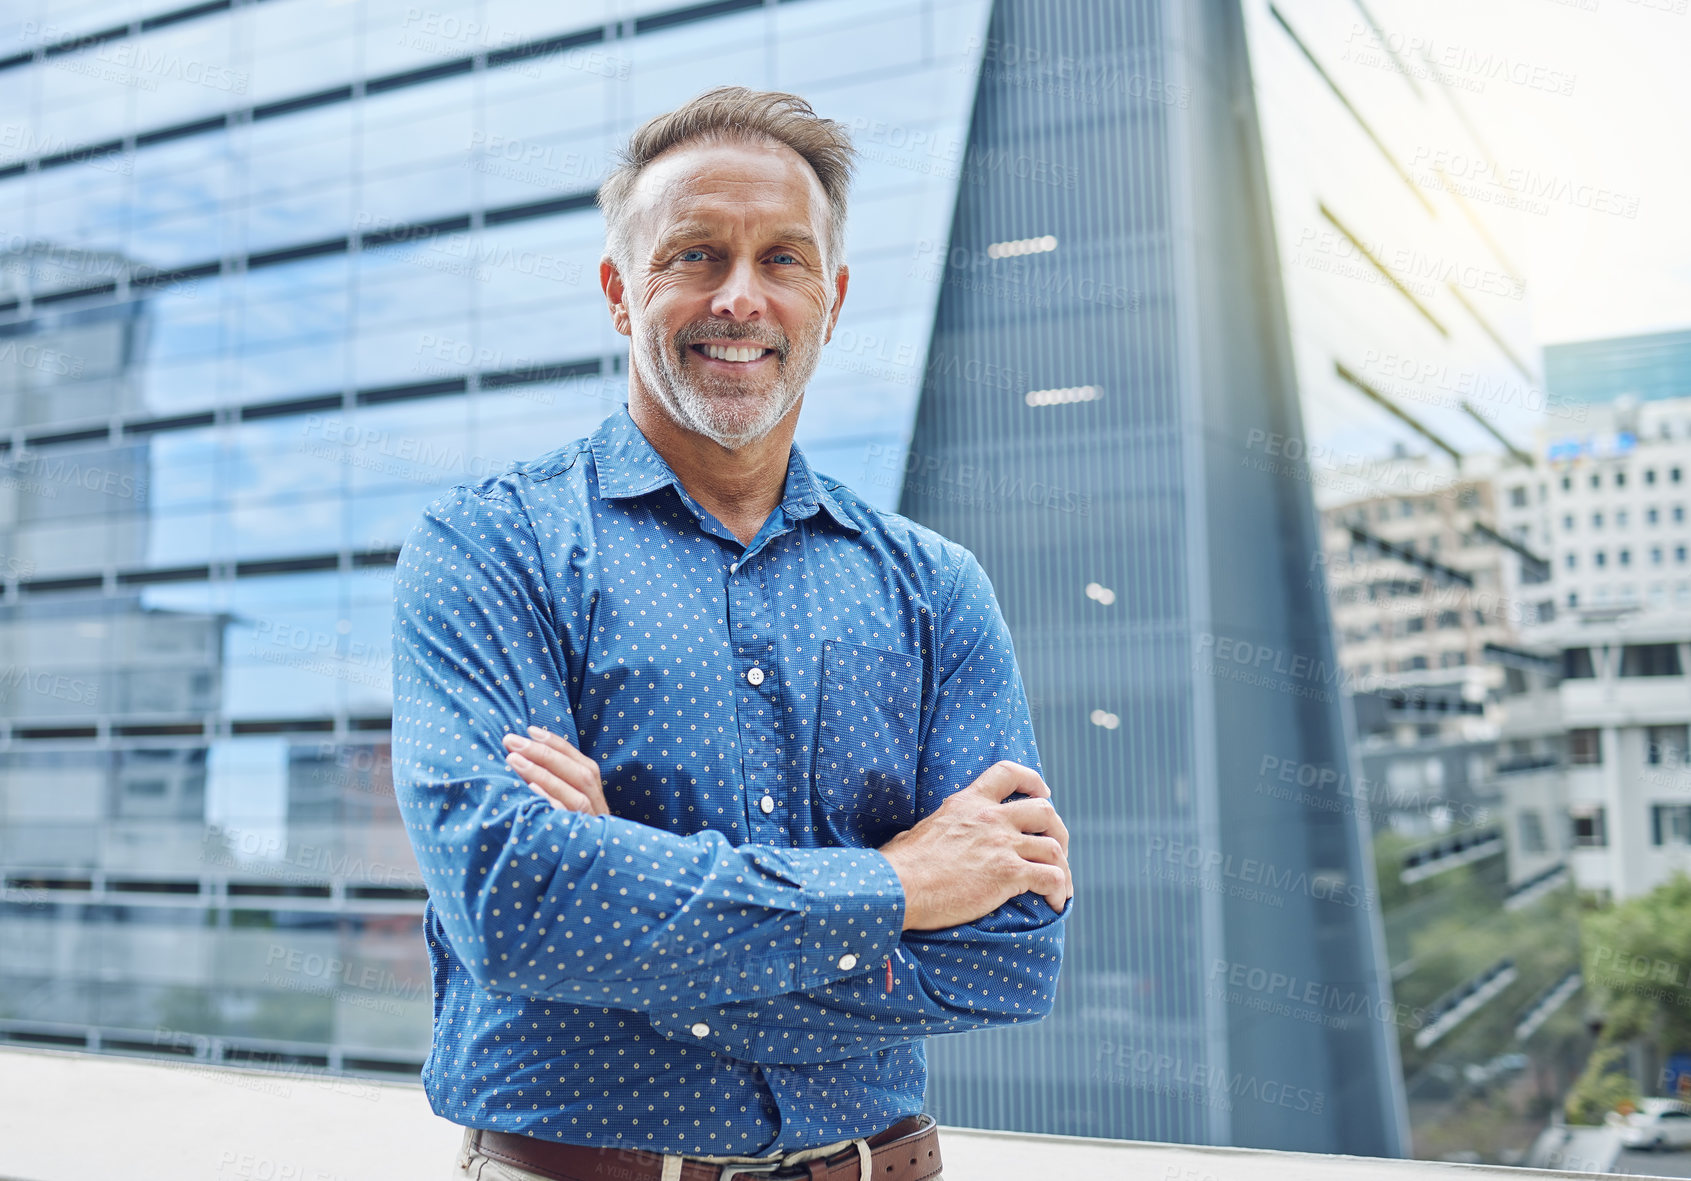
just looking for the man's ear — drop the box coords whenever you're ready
[601,257,632,338]
[823,263,849,345]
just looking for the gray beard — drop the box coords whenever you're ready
[631,315,825,450]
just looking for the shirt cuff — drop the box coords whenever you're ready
[756,844,905,989]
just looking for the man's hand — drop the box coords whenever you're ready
[878,761,1072,931]
[502,726,611,816]
[505,738,1072,930]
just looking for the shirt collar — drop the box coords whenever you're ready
[590,404,860,535]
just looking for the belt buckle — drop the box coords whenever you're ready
[717,1161,789,1181]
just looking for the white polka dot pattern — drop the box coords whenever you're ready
[390,405,1066,1156]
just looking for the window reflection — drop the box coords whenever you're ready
[0,0,1001,1093]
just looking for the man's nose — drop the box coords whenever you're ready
[710,256,767,321]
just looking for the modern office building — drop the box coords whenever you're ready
[1239,0,1543,486]
[895,0,1405,1155]
[1545,327,1691,408]
[0,0,1411,1158]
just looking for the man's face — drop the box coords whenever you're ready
[603,137,847,450]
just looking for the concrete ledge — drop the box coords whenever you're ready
[0,1047,457,1181]
[0,1047,1670,1180]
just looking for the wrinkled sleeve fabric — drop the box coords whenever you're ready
[651,546,1068,1063]
[391,484,905,1010]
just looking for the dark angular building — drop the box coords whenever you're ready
[894,0,1407,1155]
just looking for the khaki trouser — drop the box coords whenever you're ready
[450,1119,943,1181]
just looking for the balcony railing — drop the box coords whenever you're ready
[0,1046,1672,1180]
[1496,755,1562,776]
[1506,863,1573,910]
[1400,825,1506,883]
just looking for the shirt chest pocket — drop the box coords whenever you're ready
[814,640,922,836]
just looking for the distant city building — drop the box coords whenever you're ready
[1497,613,1691,904]
[1545,328,1691,407]
[1497,395,1691,618]
[1318,459,1542,697]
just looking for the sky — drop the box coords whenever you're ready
[1410,0,1691,349]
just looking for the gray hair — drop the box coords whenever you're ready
[597,86,856,277]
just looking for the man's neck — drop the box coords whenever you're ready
[627,389,797,547]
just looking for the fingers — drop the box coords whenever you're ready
[969,760,1049,803]
[1004,797,1069,857]
[970,773,1072,914]
[1014,834,1072,913]
[1014,833,1065,868]
[1023,860,1071,913]
[509,750,596,813]
[527,725,599,779]
[502,727,609,815]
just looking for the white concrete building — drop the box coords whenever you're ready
[1496,610,1691,902]
[1497,396,1691,620]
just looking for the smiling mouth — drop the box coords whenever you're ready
[690,342,776,364]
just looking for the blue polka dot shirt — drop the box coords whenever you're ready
[390,404,1066,1156]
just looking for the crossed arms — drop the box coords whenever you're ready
[391,489,1071,1066]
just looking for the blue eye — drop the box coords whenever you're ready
[769,252,796,265]
[678,249,707,262]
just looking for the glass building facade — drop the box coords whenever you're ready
[1544,327,1691,407]
[896,0,1405,1154]
[1240,0,1586,1164]
[1,0,1402,1156]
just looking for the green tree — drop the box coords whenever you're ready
[1582,872,1691,1053]
[1565,1045,1638,1125]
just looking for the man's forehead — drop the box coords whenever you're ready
[629,138,829,226]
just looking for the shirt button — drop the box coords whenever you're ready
[729,563,738,574]
[746,667,765,686]
[690,1022,711,1038]
[760,795,775,814]
[838,953,858,971]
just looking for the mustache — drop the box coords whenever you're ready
[676,323,786,357]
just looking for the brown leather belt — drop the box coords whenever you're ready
[476,1114,940,1181]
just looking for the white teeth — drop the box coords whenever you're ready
[701,343,767,362]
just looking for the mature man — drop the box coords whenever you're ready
[392,86,1071,1181]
